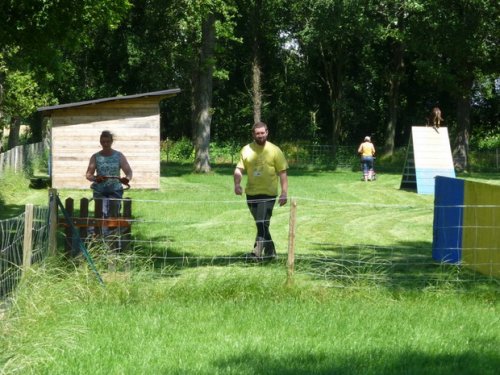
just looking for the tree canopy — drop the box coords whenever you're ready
[1,0,498,170]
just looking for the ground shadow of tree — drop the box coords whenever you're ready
[161,161,345,178]
[119,237,498,291]
[296,240,498,292]
[212,346,500,375]
[0,201,26,219]
[90,231,498,292]
[126,234,278,270]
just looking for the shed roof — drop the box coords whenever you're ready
[38,88,181,114]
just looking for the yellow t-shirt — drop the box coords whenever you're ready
[359,142,375,157]
[236,141,288,196]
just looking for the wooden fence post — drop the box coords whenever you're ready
[48,188,58,255]
[22,204,34,275]
[57,195,133,257]
[122,198,133,250]
[287,199,297,284]
[80,198,90,240]
[123,198,132,219]
[94,199,103,235]
[64,198,74,254]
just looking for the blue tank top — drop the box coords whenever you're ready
[94,150,122,193]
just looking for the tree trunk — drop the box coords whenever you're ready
[251,0,263,124]
[319,42,342,157]
[384,39,404,157]
[0,81,4,138]
[384,79,398,156]
[193,13,215,173]
[7,116,21,150]
[0,81,4,116]
[252,55,262,124]
[453,79,473,172]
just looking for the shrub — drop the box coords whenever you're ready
[24,148,50,177]
[376,148,406,172]
[210,141,239,164]
[161,137,194,162]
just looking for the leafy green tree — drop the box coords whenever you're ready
[222,0,309,141]
[291,0,373,153]
[408,0,499,171]
[2,0,498,165]
[364,0,417,156]
[0,0,131,146]
[193,11,216,173]
[93,0,238,172]
[2,70,51,149]
[180,0,238,172]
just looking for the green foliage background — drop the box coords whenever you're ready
[1,0,498,152]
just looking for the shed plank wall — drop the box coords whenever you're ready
[51,103,161,189]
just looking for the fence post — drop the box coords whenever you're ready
[122,198,133,250]
[94,199,103,235]
[48,188,58,255]
[64,198,74,254]
[287,199,297,284]
[80,198,90,240]
[22,204,34,275]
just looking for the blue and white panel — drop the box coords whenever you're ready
[412,127,455,195]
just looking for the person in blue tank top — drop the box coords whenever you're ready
[85,130,133,215]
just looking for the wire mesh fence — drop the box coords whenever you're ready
[0,206,50,298]
[1,194,498,296]
[230,145,500,171]
[59,196,499,290]
[0,141,48,174]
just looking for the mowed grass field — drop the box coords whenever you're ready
[1,163,499,374]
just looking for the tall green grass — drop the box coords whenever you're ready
[1,163,499,374]
[1,264,498,374]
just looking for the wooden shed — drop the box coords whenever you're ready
[38,89,180,190]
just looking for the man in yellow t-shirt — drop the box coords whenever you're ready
[234,122,288,259]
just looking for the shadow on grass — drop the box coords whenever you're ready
[161,161,243,177]
[0,200,27,219]
[92,232,500,293]
[458,171,500,180]
[86,233,280,273]
[160,161,360,178]
[126,233,498,291]
[297,240,499,292]
[213,347,500,375]
[162,158,500,179]
[131,237,279,270]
